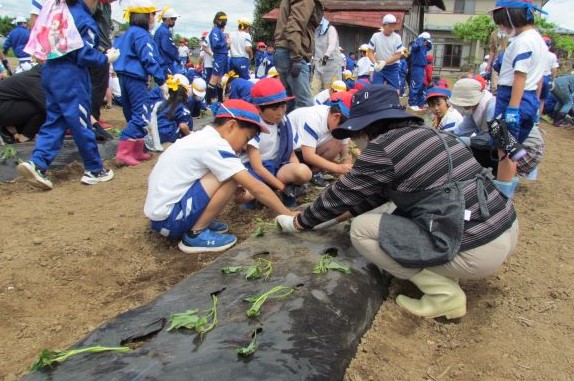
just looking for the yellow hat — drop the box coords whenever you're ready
[267,67,279,78]
[238,18,252,27]
[331,80,347,92]
[123,0,159,21]
[221,70,239,86]
[158,6,178,22]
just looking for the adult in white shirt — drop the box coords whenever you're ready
[311,17,341,96]
[228,18,253,80]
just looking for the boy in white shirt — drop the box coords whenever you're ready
[228,18,253,80]
[287,92,354,186]
[314,80,346,105]
[144,99,295,254]
[240,78,312,208]
[367,14,403,90]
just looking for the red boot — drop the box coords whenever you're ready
[115,139,141,166]
[133,139,152,161]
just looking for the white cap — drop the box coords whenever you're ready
[450,78,484,107]
[343,70,353,79]
[162,7,178,18]
[192,77,207,98]
[358,43,370,52]
[419,32,431,40]
[484,54,490,60]
[12,16,27,24]
[382,14,397,25]
[331,80,347,92]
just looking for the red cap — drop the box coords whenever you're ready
[215,99,269,133]
[251,78,294,106]
[201,31,209,38]
[329,91,353,118]
[257,41,267,48]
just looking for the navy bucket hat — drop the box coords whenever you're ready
[332,84,423,140]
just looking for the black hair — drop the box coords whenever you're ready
[158,87,188,121]
[492,7,531,28]
[214,11,227,26]
[213,117,261,135]
[130,13,152,29]
[259,101,287,112]
[427,96,448,107]
[329,103,349,126]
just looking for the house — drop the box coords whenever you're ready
[262,0,446,53]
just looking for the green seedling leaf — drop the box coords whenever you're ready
[244,286,294,317]
[236,328,262,357]
[252,217,279,237]
[244,258,273,281]
[108,128,122,138]
[30,346,130,372]
[221,266,243,274]
[313,255,351,275]
[1,146,18,163]
[168,293,219,335]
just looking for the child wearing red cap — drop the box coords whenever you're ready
[239,78,312,208]
[286,91,354,187]
[426,86,463,131]
[144,99,296,254]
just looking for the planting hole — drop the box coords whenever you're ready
[324,248,339,257]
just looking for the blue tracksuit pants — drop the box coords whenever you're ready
[119,76,150,140]
[372,63,400,90]
[409,65,426,107]
[31,61,103,172]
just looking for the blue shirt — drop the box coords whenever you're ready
[157,102,191,143]
[113,26,165,85]
[153,23,178,69]
[229,78,253,102]
[410,38,432,68]
[345,55,356,71]
[3,25,31,59]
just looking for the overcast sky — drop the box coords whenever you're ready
[0,0,572,37]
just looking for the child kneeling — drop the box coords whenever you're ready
[144,99,295,254]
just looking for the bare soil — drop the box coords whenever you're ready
[0,107,573,381]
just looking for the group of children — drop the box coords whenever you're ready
[11,0,567,258]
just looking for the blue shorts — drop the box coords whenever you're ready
[150,181,210,240]
[212,54,229,77]
[244,160,278,182]
[540,75,552,101]
[495,85,539,143]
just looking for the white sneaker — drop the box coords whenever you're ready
[17,161,53,190]
[409,105,421,111]
[81,168,114,185]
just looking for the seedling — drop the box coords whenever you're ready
[236,328,262,357]
[30,346,130,372]
[244,258,273,281]
[220,266,243,274]
[108,128,122,138]
[253,217,279,237]
[244,285,294,317]
[313,254,351,275]
[168,293,219,335]
[1,146,18,163]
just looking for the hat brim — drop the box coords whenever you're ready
[254,95,294,106]
[449,94,482,107]
[332,109,423,140]
[234,116,270,134]
[192,89,206,98]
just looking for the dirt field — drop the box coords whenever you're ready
[0,107,573,380]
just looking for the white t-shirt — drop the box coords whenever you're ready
[436,107,464,131]
[498,29,547,91]
[144,126,246,221]
[201,40,213,68]
[287,105,349,150]
[314,89,330,105]
[368,31,403,63]
[178,45,190,59]
[229,30,251,58]
[356,56,374,77]
[543,50,559,76]
[245,119,281,162]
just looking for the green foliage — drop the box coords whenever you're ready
[0,16,15,37]
[252,0,282,45]
[1,146,18,163]
[312,254,351,275]
[453,15,496,48]
[167,293,219,335]
[253,217,278,237]
[244,285,293,317]
[236,328,262,357]
[534,17,574,55]
[30,346,130,371]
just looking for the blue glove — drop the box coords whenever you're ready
[504,107,521,138]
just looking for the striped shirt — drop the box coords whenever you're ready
[299,125,517,251]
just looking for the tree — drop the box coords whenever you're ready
[534,17,574,56]
[0,16,15,37]
[453,15,496,49]
[252,0,281,45]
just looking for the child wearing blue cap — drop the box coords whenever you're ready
[144,99,296,254]
[426,86,463,131]
[239,78,312,208]
[489,0,547,198]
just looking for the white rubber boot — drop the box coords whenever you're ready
[396,269,466,319]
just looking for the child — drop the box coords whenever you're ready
[254,41,267,78]
[264,44,275,75]
[206,11,228,105]
[187,77,207,119]
[287,91,354,187]
[424,55,433,89]
[356,44,374,84]
[155,75,192,143]
[314,79,346,105]
[490,0,547,197]
[408,32,432,110]
[342,70,355,90]
[17,0,119,190]
[144,99,296,254]
[223,70,253,103]
[113,0,165,166]
[367,14,403,90]
[240,78,312,208]
[539,37,558,119]
[398,49,408,96]
[425,86,463,131]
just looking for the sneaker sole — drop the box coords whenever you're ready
[17,163,53,190]
[177,237,237,254]
[80,170,114,185]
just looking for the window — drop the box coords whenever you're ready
[442,44,462,67]
[454,0,475,14]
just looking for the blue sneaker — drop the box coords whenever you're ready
[178,229,237,254]
[240,200,262,211]
[208,220,228,233]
